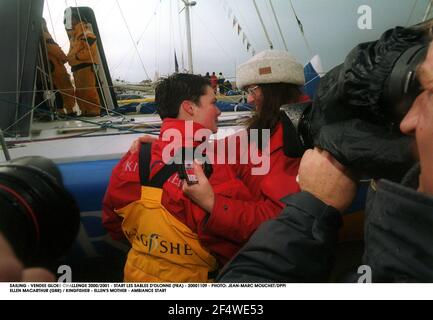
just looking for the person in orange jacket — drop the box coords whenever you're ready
[42,18,76,115]
[65,8,101,117]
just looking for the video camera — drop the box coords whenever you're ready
[282,24,431,180]
[0,156,80,266]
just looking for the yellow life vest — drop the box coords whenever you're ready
[116,143,218,282]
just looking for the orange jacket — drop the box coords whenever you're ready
[67,22,99,67]
[43,31,68,67]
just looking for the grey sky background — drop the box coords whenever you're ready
[43,0,431,83]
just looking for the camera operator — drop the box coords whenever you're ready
[217,40,433,283]
[0,233,55,282]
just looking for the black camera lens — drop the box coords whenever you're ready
[0,156,80,266]
[280,102,313,158]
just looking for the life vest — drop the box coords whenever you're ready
[43,31,68,69]
[116,143,218,282]
[67,22,99,68]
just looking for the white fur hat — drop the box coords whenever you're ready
[236,49,305,90]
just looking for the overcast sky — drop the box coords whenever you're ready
[43,0,430,83]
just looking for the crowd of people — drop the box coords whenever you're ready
[2,24,433,285]
[204,72,233,95]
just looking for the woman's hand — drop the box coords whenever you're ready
[182,161,215,213]
[129,135,158,153]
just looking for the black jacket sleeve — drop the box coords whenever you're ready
[364,179,433,282]
[217,192,343,283]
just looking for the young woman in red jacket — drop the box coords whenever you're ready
[183,50,309,244]
[103,50,308,271]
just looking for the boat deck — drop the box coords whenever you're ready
[2,111,249,163]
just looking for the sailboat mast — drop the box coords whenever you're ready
[182,0,196,74]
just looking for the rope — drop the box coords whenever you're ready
[1,87,130,134]
[15,1,34,129]
[406,0,419,26]
[15,1,20,113]
[11,128,162,144]
[0,130,11,161]
[231,0,259,50]
[193,11,236,66]
[157,1,162,76]
[265,0,280,48]
[252,0,273,50]
[115,0,151,80]
[111,1,160,75]
[46,1,57,42]
[169,0,174,73]
[269,0,288,51]
[37,43,56,112]
[0,96,161,138]
[56,90,128,119]
[4,94,58,134]
[423,0,433,22]
[137,1,161,46]
[304,74,321,87]
[0,83,154,95]
[177,0,186,71]
[289,0,313,56]
[39,8,57,102]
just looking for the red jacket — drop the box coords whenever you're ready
[102,119,301,264]
[103,119,253,264]
[206,123,301,244]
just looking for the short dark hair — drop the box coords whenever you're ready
[155,73,211,119]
